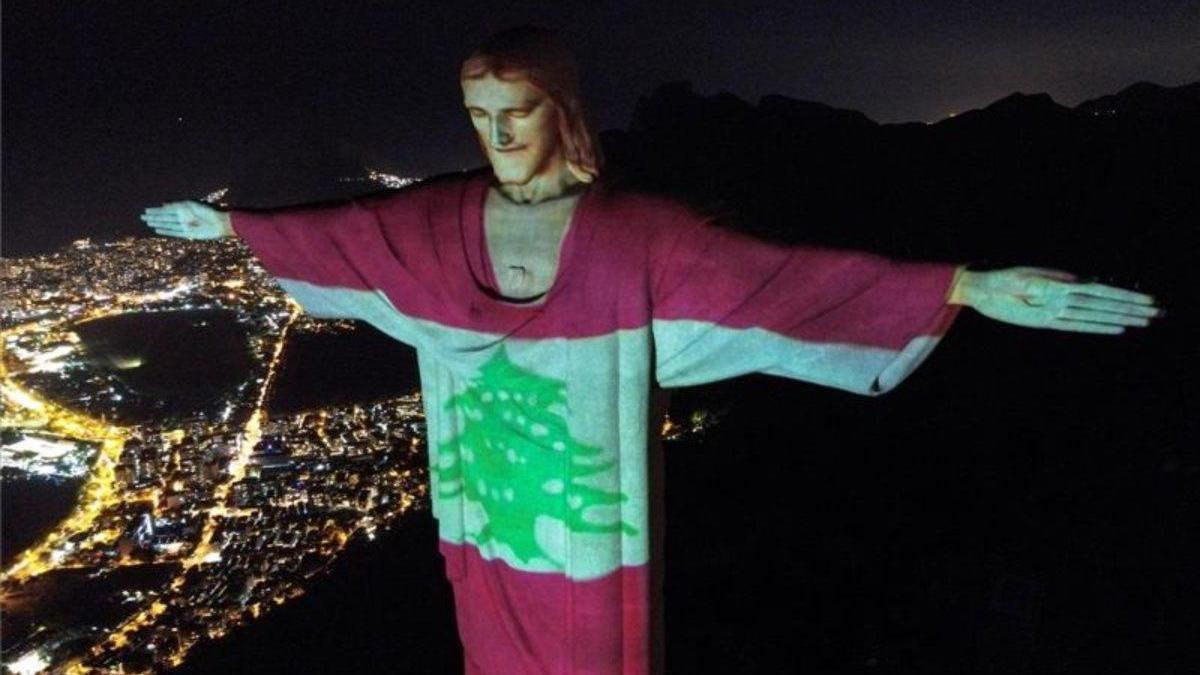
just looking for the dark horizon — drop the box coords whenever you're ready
[3,1,1198,257]
[3,76,1195,259]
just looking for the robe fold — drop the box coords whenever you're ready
[229,168,963,674]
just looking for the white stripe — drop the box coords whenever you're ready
[273,281,946,579]
[652,318,942,395]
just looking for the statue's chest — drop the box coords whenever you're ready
[483,195,579,299]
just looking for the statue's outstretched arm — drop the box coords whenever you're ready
[139,190,446,355]
[649,204,963,395]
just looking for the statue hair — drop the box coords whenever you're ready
[460,26,604,184]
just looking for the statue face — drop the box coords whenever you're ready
[462,73,564,185]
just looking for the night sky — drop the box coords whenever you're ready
[3,1,1197,256]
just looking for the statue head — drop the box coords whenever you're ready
[460,26,603,186]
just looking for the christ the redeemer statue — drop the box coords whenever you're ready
[141,25,1161,675]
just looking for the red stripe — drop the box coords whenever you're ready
[231,171,960,347]
[439,538,651,675]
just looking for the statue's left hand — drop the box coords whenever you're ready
[951,266,1163,334]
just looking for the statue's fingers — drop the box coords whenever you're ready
[1076,282,1155,305]
[1066,295,1161,317]
[1024,278,1082,306]
[150,224,188,237]
[146,210,177,222]
[1058,308,1150,326]
[141,214,181,225]
[1017,266,1078,282]
[1046,318,1126,335]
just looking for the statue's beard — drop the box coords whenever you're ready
[491,150,551,185]
[492,162,534,184]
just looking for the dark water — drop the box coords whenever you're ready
[71,309,420,420]
[267,323,420,415]
[0,473,83,568]
[73,309,253,424]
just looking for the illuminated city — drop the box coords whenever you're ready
[0,177,717,674]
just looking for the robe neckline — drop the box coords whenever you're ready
[461,171,594,312]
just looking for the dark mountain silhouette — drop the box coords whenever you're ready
[1075,80,1200,119]
[601,79,1198,279]
[941,91,1078,129]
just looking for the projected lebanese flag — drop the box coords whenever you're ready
[230,169,961,674]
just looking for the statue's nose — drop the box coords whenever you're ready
[490,120,514,148]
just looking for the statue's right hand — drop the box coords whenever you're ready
[139,200,233,240]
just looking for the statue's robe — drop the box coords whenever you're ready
[230,168,962,674]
